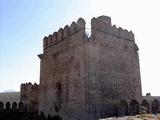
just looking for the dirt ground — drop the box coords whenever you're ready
[100,114,160,120]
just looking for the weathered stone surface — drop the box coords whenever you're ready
[20,82,39,113]
[39,16,142,120]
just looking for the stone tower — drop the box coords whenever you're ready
[20,82,39,112]
[38,16,142,120]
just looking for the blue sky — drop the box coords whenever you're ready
[0,0,92,92]
[1,0,160,95]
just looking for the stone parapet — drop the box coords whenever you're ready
[91,16,134,41]
[43,18,86,49]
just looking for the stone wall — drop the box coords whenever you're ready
[39,17,88,120]
[20,82,39,113]
[38,15,142,120]
[87,16,142,119]
[0,92,20,104]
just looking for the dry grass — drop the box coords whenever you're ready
[135,114,160,120]
[100,114,160,120]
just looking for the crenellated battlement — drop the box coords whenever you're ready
[91,16,134,41]
[20,82,39,93]
[20,82,32,93]
[110,25,134,41]
[39,15,142,119]
[43,17,86,49]
[20,82,39,112]
[41,15,135,54]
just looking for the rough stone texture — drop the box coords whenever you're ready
[143,93,160,103]
[20,82,39,112]
[38,16,142,120]
[142,93,160,114]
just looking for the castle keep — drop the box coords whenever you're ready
[38,16,142,120]
[2,15,160,120]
